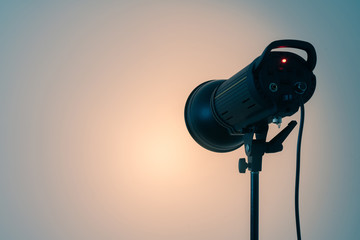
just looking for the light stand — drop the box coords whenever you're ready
[238,121,298,240]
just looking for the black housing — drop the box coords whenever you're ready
[185,40,317,152]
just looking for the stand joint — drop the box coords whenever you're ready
[238,120,297,174]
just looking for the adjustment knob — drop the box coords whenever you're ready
[239,158,248,173]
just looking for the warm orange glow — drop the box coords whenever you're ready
[282,58,287,63]
[0,1,295,239]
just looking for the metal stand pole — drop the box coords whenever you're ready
[238,121,298,240]
[251,171,259,240]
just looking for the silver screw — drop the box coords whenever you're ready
[272,116,282,128]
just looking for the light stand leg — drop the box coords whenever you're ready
[251,171,259,240]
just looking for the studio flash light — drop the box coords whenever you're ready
[184,39,317,240]
[185,39,316,153]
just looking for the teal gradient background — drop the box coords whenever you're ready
[1,0,359,239]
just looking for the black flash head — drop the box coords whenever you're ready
[185,39,317,152]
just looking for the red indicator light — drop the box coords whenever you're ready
[281,58,287,63]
